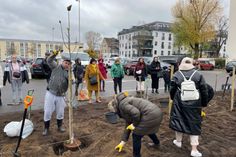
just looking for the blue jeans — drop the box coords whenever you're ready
[132,133,160,157]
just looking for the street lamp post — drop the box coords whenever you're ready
[76,0,81,50]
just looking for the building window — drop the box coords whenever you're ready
[20,43,24,57]
[46,44,49,52]
[122,35,124,40]
[169,34,172,41]
[162,33,165,40]
[156,32,158,37]
[50,44,53,51]
[161,42,164,49]
[161,51,164,56]
[154,50,157,55]
[168,51,171,55]
[125,43,127,49]
[129,43,131,49]
[25,43,28,57]
[38,44,41,57]
[168,42,171,49]
[155,41,158,46]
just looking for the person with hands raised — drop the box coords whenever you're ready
[108,92,163,157]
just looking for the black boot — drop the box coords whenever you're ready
[155,89,159,94]
[42,121,50,136]
[0,99,2,106]
[152,89,154,93]
[57,119,65,132]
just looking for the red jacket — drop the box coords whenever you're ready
[98,62,107,79]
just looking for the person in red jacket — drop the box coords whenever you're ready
[98,58,107,92]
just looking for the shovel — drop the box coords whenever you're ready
[13,90,34,157]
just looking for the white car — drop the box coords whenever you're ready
[104,58,115,68]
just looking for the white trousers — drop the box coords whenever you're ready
[136,81,145,91]
[175,131,199,146]
[44,91,66,121]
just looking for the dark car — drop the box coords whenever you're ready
[226,61,236,73]
[30,58,46,78]
[124,60,138,75]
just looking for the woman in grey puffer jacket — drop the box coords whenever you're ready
[108,92,163,157]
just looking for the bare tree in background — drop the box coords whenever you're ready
[85,31,102,50]
[212,16,228,57]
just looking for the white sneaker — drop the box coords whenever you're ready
[173,140,182,148]
[191,150,202,157]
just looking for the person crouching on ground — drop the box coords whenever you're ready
[84,58,104,104]
[169,57,208,157]
[108,92,163,157]
[42,50,71,136]
[134,58,148,97]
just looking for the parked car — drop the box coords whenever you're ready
[225,61,236,73]
[30,58,45,78]
[161,59,179,72]
[104,58,115,68]
[124,60,138,75]
[197,60,214,70]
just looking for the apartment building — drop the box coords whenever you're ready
[0,38,82,60]
[118,21,178,58]
[101,37,119,58]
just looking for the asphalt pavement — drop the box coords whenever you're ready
[0,69,232,115]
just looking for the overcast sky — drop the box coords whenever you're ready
[0,0,230,42]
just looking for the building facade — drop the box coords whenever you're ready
[226,0,236,60]
[100,38,119,58]
[118,21,178,58]
[0,38,82,60]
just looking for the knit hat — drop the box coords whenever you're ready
[178,57,194,70]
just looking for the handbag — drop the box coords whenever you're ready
[13,72,21,78]
[157,70,163,78]
[89,75,98,85]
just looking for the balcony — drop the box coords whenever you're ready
[133,44,153,49]
[133,34,153,40]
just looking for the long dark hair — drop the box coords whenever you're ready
[90,58,97,64]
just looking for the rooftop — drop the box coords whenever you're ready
[118,21,173,35]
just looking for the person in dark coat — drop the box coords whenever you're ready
[73,58,84,96]
[162,66,171,92]
[108,92,163,157]
[149,57,161,93]
[169,57,208,157]
[134,58,148,97]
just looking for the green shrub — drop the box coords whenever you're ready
[215,58,226,69]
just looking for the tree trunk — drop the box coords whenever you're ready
[193,43,200,59]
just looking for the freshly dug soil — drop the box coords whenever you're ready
[0,92,235,157]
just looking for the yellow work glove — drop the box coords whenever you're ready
[115,141,126,152]
[201,111,206,117]
[126,124,135,131]
[52,50,59,56]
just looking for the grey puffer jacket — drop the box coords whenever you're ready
[47,54,68,96]
[114,93,163,142]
